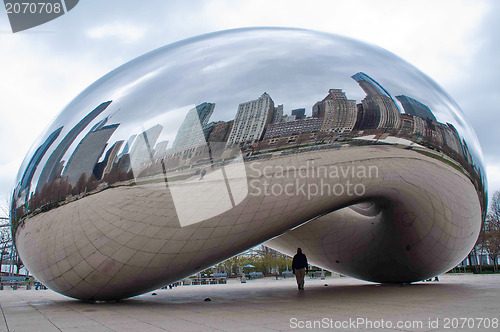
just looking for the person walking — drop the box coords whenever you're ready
[292,248,308,290]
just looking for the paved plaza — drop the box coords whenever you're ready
[1,274,499,331]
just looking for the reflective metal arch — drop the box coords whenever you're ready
[11,28,487,300]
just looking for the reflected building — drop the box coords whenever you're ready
[207,120,234,143]
[153,140,169,159]
[414,117,426,136]
[119,134,137,157]
[272,104,284,123]
[15,126,62,204]
[436,123,461,154]
[172,102,215,149]
[312,101,322,118]
[399,114,415,135]
[202,122,216,141]
[398,114,425,137]
[353,102,380,129]
[352,73,400,129]
[444,123,463,155]
[116,153,132,174]
[264,117,322,139]
[62,122,119,185]
[396,95,436,122]
[226,92,275,147]
[129,124,163,171]
[424,120,444,145]
[462,139,473,165]
[94,140,124,179]
[291,108,306,120]
[318,89,357,133]
[36,101,112,191]
[281,114,296,122]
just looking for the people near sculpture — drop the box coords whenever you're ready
[425,275,440,282]
[292,248,308,290]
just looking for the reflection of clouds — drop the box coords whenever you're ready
[110,70,160,101]
[16,28,485,184]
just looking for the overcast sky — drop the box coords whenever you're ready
[0,0,498,214]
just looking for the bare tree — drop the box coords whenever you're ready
[484,229,500,272]
[1,195,12,275]
[488,191,500,228]
[0,194,11,219]
[0,193,25,275]
[483,191,500,272]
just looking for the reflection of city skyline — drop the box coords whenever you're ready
[12,71,485,224]
[35,101,112,192]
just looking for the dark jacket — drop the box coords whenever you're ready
[292,252,308,272]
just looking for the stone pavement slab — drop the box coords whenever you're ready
[1,274,499,331]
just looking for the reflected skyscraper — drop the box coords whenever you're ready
[445,123,463,156]
[96,140,124,179]
[396,95,436,122]
[353,102,380,129]
[63,123,119,185]
[424,120,444,145]
[398,114,425,137]
[17,126,62,201]
[129,124,163,174]
[311,101,323,120]
[207,121,234,143]
[226,93,275,147]
[121,134,136,155]
[272,104,284,123]
[352,73,400,129]
[319,89,357,133]
[153,140,169,158]
[437,123,461,153]
[291,108,306,120]
[36,101,112,191]
[172,102,214,149]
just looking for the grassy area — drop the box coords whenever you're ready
[413,149,466,175]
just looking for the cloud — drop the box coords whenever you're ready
[0,31,110,204]
[439,0,500,200]
[86,22,147,43]
[200,0,488,80]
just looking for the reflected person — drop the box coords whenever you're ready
[292,248,308,290]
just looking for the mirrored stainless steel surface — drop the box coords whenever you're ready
[11,28,486,300]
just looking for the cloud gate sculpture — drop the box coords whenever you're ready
[11,28,487,300]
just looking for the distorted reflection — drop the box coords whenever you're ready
[11,71,486,228]
[9,28,487,300]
